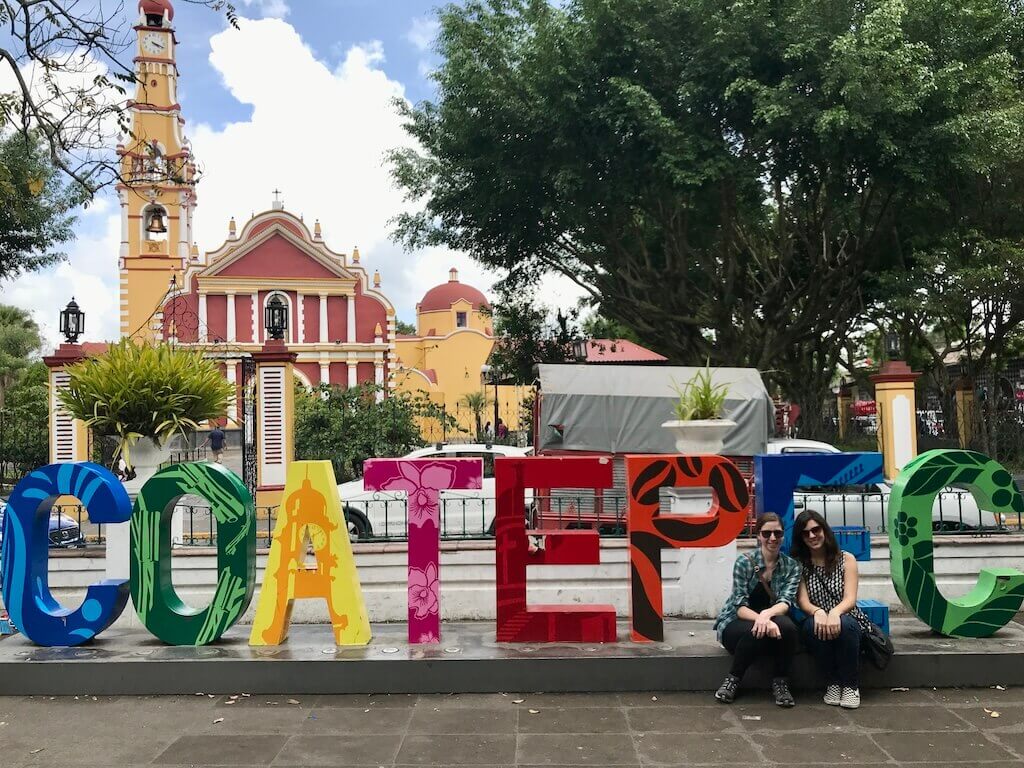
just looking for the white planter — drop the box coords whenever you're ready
[661,419,736,455]
[107,439,177,581]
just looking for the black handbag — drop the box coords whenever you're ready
[816,568,895,670]
[860,619,895,670]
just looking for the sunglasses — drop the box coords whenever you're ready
[802,525,824,539]
[759,530,784,540]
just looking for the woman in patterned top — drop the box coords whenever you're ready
[791,510,871,710]
[713,513,802,707]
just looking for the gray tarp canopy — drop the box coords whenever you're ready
[537,364,774,455]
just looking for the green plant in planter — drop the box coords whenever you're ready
[58,340,234,468]
[670,363,729,421]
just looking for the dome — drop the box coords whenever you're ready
[418,268,489,313]
[139,0,174,21]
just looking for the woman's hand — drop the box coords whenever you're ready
[752,612,780,639]
[825,609,842,640]
[813,608,829,640]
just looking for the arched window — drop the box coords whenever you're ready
[143,203,168,242]
[262,291,292,343]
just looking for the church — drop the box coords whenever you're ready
[110,1,523,501]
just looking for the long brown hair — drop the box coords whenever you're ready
[790,509,840,571]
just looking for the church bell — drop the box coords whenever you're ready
[146,210,167,234]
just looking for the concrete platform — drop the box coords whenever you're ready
[2,618,1023,695]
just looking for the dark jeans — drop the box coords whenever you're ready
[801,613,862,687]
[721,615,799,679]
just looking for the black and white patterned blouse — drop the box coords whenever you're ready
[804,552,872,632]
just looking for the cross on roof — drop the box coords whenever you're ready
[272,188,282,202]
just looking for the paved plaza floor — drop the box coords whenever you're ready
[2,687,1024,766]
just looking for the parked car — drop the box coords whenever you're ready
[337,443,534,540]
[768,438,1003,532]
[0,498,87,549]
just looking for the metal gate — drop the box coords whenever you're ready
[240,357,258,498]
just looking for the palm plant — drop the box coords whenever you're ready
[58,340,234,468]
[460,391,489,439]
[670,362,729,421]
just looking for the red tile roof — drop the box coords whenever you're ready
[584,339,667,364]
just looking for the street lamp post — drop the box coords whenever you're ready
[59,298,85,344]
[480,364,500,439]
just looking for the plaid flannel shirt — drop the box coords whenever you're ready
[713,549,802,641]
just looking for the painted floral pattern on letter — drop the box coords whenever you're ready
[408,563,440,619]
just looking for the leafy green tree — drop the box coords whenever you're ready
[485,296,578,384]
[460,391,490,438]
[395,319,417,335]
[581,313,641,345]
[0,304,42,408]
[294,384,457,482]
[392,0,1024,438]
[0,134,81,281]
[0,361,48,484]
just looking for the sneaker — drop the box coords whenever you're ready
[772,677,795,708]
[714,674,740,704]
[840,687,861,709]
[824,684,842,706]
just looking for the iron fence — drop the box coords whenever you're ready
[26,486,1023,551]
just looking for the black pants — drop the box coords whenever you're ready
[801,614,862,687]
[721,615,798,678]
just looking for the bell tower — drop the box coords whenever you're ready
[118,0,197,339]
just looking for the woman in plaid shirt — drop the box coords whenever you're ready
[713,513,802,707]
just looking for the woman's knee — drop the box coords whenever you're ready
[840,614,861,634]
[772,615,798,635]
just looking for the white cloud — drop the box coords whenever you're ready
[187,17,546,325]
[239,0,290,19]
[406,17,439,52]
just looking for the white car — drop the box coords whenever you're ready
[767,438,1002,532]
[337,443,533,540]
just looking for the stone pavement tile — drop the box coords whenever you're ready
[987,732,1024,758]
[194,705,311,733]
[273,734,402,765]
[416,692,516,709]
[301,706,412,734]
[4,731,175,766]
[633,733,758,764]
[212,695,312,709]
[625,705,735,733]
[518,707,629,734]
[757,732,889,763]
[397,734,517,765]
[843,704,977,731]
[870,731,1017,762]
[617,692,714,707]
[517,734,639,765]
[734,703,850,732]
[855,688,938,705]
[154,734,287,765]
[511,693,624,708]
[955,704,1024,731]
[303,692,418,708]
[930,687,1024,705]
[408,705,517,733]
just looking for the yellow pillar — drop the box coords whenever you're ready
[43,345,91,464]
[955,380,975,450]
[252,339,297,509]
[837,384,853,442]
[870,361,922,481]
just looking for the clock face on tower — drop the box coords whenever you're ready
[142,32,167,56]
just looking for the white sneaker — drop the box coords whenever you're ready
[824,684,841,706]
[840,687,861,709]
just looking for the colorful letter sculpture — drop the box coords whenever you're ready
[1,462,131,646]
[889,449,1024,637]
[495,455,616,642]
[249,461,371,646]
[754,452,883,545]
[131,462,256,645]
[626,455,751,642]
[363,458,482,643]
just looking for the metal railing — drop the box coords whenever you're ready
[24,487,1024,550]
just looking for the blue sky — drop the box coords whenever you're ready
[173,1,442,129]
